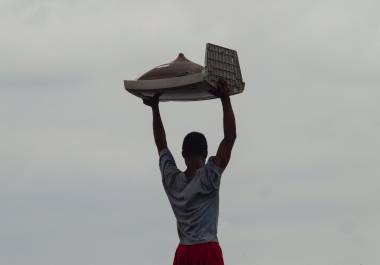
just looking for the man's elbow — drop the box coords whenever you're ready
[225,133,237,143]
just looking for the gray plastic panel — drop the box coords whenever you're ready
[205,43,245,95]
[124,73,216,101]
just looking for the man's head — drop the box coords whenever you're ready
[182,131,208,161]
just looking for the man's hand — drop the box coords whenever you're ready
[209,78,230,99]
[143,93,161,108]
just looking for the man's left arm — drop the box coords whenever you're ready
[143,95,167,154]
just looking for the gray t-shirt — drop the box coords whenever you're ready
[159,148,224,245]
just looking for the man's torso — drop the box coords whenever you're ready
[159,149,224,245]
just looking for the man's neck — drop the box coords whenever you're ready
[185,157,205,178]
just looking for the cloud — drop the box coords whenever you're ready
[1,0,379,264]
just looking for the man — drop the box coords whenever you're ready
[143,79,236,265]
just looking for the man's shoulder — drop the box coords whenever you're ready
[205,156,224,176]
[159,147,171,157]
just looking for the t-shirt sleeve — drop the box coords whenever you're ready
[159,148,180,186]
[202,156,224,191]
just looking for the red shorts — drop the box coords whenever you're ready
[173,242,224,265]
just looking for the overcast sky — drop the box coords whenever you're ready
[1,0,379,264]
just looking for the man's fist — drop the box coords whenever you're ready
[143,93,161,108]
[209,78,230,99]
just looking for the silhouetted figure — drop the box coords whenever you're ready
[143,79,236,265]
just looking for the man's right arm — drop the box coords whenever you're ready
[212,80,237,169]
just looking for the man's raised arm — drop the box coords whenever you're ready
[212,79,237,169]
[143,95,167,154]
